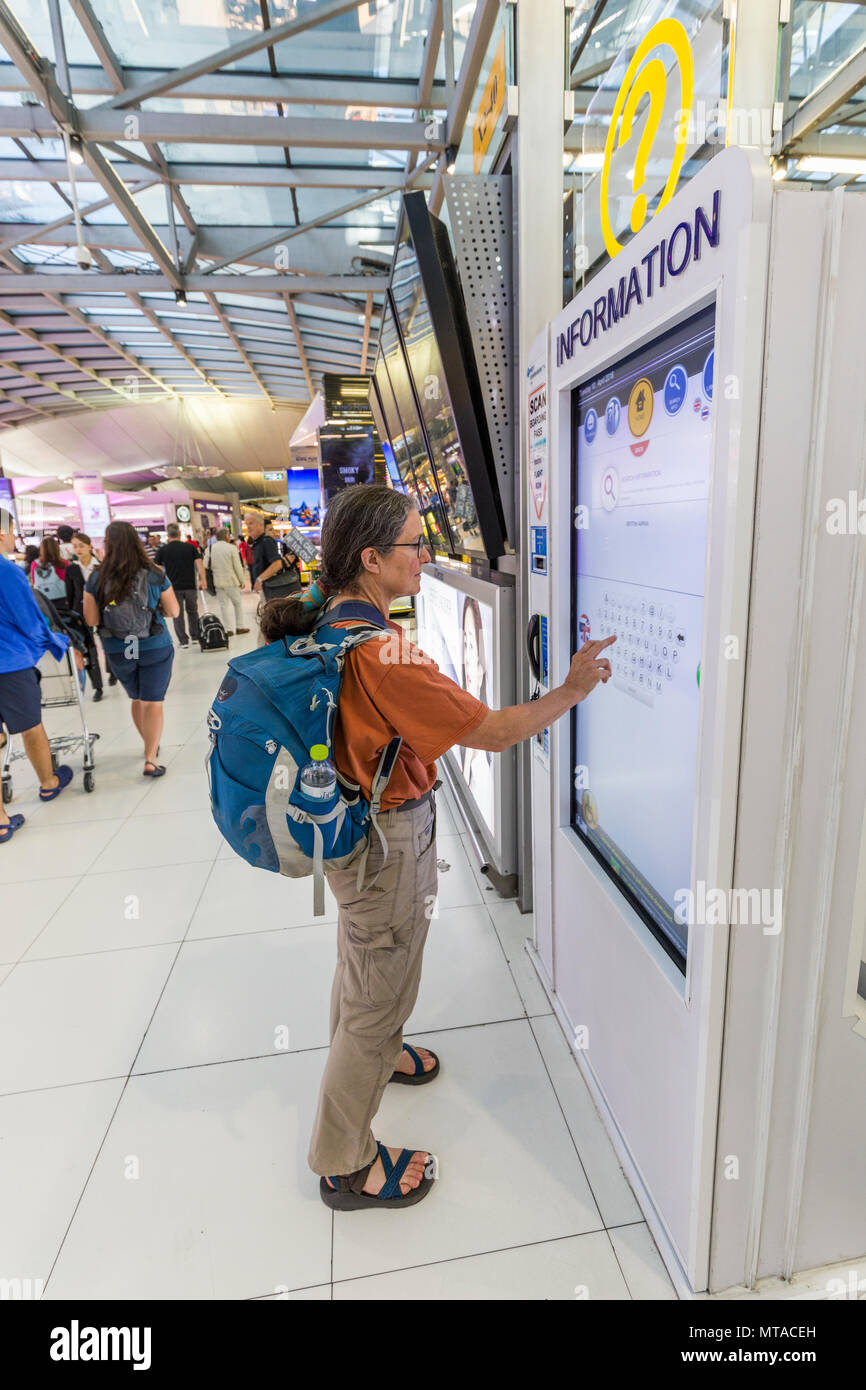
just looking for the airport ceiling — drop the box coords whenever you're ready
[0,0,499,430]
[0,2,863,434]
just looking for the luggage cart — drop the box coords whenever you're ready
[1,643,99,803]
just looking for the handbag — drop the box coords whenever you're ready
[261,552,302,599]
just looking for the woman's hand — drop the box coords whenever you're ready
[562,636,616,703]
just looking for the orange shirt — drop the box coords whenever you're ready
[332,618,488,809]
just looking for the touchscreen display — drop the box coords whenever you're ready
[416,572,496,836]
[571,302,716,965]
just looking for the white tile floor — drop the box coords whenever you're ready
[0,601,675,1301]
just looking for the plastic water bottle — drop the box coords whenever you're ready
[299,744,336,800]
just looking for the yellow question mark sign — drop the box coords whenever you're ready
[599,17,694,259]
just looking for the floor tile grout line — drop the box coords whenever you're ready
[0,1014,557,1099]
[524,1012,616,1247]
[325,1227,612,1291]
[39,849,224,1298]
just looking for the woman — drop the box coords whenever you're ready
[65,533,104,702]
[460,596,495,832]
[258,485,615,1211]
[30,537,68,603]
[82,521,179,777]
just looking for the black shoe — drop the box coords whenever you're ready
[108,674,118,686]
[93,689,103,702]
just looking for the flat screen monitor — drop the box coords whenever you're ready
[368,375,406,492]
[397,191,507,561]
[286,468,321,528]
[319,427,375,507]
[379,295,452,552]
[570,302,716,968]
[416,572,496,837]
[391,238,485,557]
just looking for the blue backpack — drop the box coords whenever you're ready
[206,602,402,916]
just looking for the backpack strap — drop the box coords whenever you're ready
[314,599,388,630]
[354,735,403,893]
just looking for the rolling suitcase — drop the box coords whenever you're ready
[198,594,229,652]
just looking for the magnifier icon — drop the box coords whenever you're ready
[601,467,618,512]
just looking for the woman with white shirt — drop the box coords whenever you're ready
[206,529,250,636]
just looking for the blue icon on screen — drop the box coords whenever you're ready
[584,408,597,443]
[663,365,687,416]
[702,350,714,401]
[605,397,621,435]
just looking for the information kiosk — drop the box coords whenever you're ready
[528,144,866,1292]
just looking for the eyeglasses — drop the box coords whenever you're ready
[389,536,428,558]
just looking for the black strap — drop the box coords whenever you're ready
[318,599,388,630]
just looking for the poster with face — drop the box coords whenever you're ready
[416,573,495,835]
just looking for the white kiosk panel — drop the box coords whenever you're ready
[543,147,770,1287]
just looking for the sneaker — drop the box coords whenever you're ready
[179,641,190,649]
[93,689,103,702]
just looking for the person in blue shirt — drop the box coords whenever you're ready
[0,508,75,843]
[83,521,180,778]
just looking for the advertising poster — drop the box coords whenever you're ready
[319,426,377,507]
[286,469,321,528]
[417,572,495,835]
[526,330,550,766]
[72,473,111,539]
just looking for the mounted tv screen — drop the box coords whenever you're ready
[378,295,452,552]
[393,191,507,562]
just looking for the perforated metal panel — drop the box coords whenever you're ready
[444,176,514,545]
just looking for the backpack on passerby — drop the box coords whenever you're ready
[97,567,164,641]
[32,564,68,602]
[206,601,400,916]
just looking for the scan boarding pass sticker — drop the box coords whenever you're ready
[528,379,548,520]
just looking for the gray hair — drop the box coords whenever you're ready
[216,527,229,541]
[166,522,180,538]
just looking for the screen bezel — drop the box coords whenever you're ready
[568,299,719,975]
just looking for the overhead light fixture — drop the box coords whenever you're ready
[772,159,788,182]
[445,144,458,175]
[67,133,84,166]
[174,288,187,307]
[796,155,866,176]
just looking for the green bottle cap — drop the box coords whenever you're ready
[310,744,329,761]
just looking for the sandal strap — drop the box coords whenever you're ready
[378,1146,413,1200]
[402,1043,424,1075]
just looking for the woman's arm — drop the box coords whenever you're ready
[462,637,616,753]
[159,583,180,619]
[82,590,100,628]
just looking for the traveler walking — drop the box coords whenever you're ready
[65,533,104,701]
[142,532,160,562]
[30,537,69,602]
[155,523,205,647]
[257,485,615,1209]
[82,521,180,777]
[0,508,75,843]
[206,528,250,636]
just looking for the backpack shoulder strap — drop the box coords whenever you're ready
[314,599,388,630]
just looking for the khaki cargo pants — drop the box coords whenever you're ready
[307,793,438,1177]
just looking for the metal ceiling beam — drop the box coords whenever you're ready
[282,294,314,400]
[569,0,610,76]
[0,65,449,108]
[37,294,176,401]
[0,5,182,290]
[789,133,866,157]
[429,0,502,215]
[0,107,444,153]
[103,0,380,109]
[0,182,158,256]
[67,0,123,88]
[125,292,225,399]
[359,293,373,373]
[774,42,866,153]
[0,273,389,293]
[418,0,444,108]
[202,291,276,407]
[201,188,399,276]
[0,303,154,402]
[0,355,95,409]
[0,159,421,190]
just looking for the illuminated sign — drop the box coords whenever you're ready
[599,17,694,260]
[473,29,506,175]
[556,190,720,367]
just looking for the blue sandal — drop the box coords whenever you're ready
[390,1042,440,1085]
[39,765,73,801]
[0,814,24,843]
[320,1140,435,1210]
